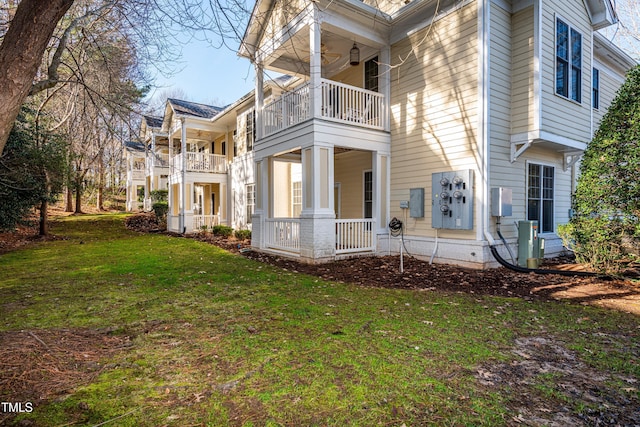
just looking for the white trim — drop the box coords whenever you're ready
[525,161,556,234]
[592,58,626,84]
[478,0,490,242]
[554,13,584,105]
[391,0,474,45]
[334,182,342,219]
[363,169,373,219]
[533,0,542,130]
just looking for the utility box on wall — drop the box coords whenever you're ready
[432,170,474,230]
[409,188,424,218]
[491,187,513,217]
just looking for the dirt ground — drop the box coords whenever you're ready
[1,216,639,426]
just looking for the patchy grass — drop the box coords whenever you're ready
[0,214,638,426]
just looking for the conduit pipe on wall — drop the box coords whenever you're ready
[485,230,602,278]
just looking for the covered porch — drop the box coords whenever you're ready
[251,145,389,262]
[241,0,391,262]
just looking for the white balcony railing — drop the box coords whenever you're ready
[263,83,310,136]
[129,169,144,180]
[335,218,376,254]
[261,78,384,138]
[264,218,300,253]
[146,153,170,174]
[193,215,220,231]
[171,153,227,174]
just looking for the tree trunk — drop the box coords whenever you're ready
[75,177,83,214]
[65,187,73,212]
[0,0,75,155]
[97,148,104,211]
[39,199,48,236]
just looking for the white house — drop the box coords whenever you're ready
[237,0,635,267]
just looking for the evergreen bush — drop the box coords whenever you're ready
[558,65,640,274]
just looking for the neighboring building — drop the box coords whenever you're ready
[238,0,635,267]
[140,115,169,211]
[124,140,146,211]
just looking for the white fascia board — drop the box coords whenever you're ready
[390,0,474,45]
[255,3,312,65]
[320,13,389,47]
[593,32,638,70]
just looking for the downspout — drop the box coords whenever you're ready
[479,0,493,251]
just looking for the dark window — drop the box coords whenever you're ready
[527,164,554,233]
[556,18,582,102]
[592,68,600,109]
[364,170,373,218]
[364,57,379,92]
[221,141,226,156]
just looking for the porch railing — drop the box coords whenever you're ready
[264,218,300,253]
[335,218,376,254]
[193,215,220,230]
[171,153,227,174]
[261,78,384,137]
[320,80,384,129]
[129,169,144,180]
[263,82,310,137]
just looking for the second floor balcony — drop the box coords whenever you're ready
[146,153,170,174]
[170,152,227,174]
[262,78,385,139]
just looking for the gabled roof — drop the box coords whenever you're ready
[143,115,163,129]
[584,0,618,30]
[167,98,224,120]
[124,140,145,153]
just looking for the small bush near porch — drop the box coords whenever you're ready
[0,214,638,426]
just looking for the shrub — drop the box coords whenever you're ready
[212,225,233,237]
[234,229,251,240]
[559,64,640,274]
[150,189,168,203]
[151,202,168,227]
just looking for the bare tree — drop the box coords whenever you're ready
[0,0,252,155]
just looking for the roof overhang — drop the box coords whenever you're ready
[583,0,618,30]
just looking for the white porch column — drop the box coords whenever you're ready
[251,158,268,250]
[379,46,391,132]
[373,151,390,233]
[300,143,335,262]
[255,63,264,140]
[179,118,187,233]
[309,7,322,119]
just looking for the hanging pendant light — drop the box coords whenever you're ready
[350,42,360,66]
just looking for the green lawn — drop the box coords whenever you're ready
[0,214,638,426]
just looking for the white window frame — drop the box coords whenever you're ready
[526,162,556,234]
[592,67,600,110]
[246,183,255,224]
[363,170,373,219]
[555,15,583,104]
[291,180,302,217]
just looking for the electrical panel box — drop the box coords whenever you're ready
[432,170,474,229]
[491,187,513,217]
[409,188,424,218]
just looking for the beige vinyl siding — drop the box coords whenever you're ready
[272,161,293,217]
[389,2,478,239]
[330,62,364,88]
[510,6,534,134]
[592,65,624,129]
[334,150,372,218]
[540,0,592,142]
[489,2,519,238]
[262,0,306,45]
